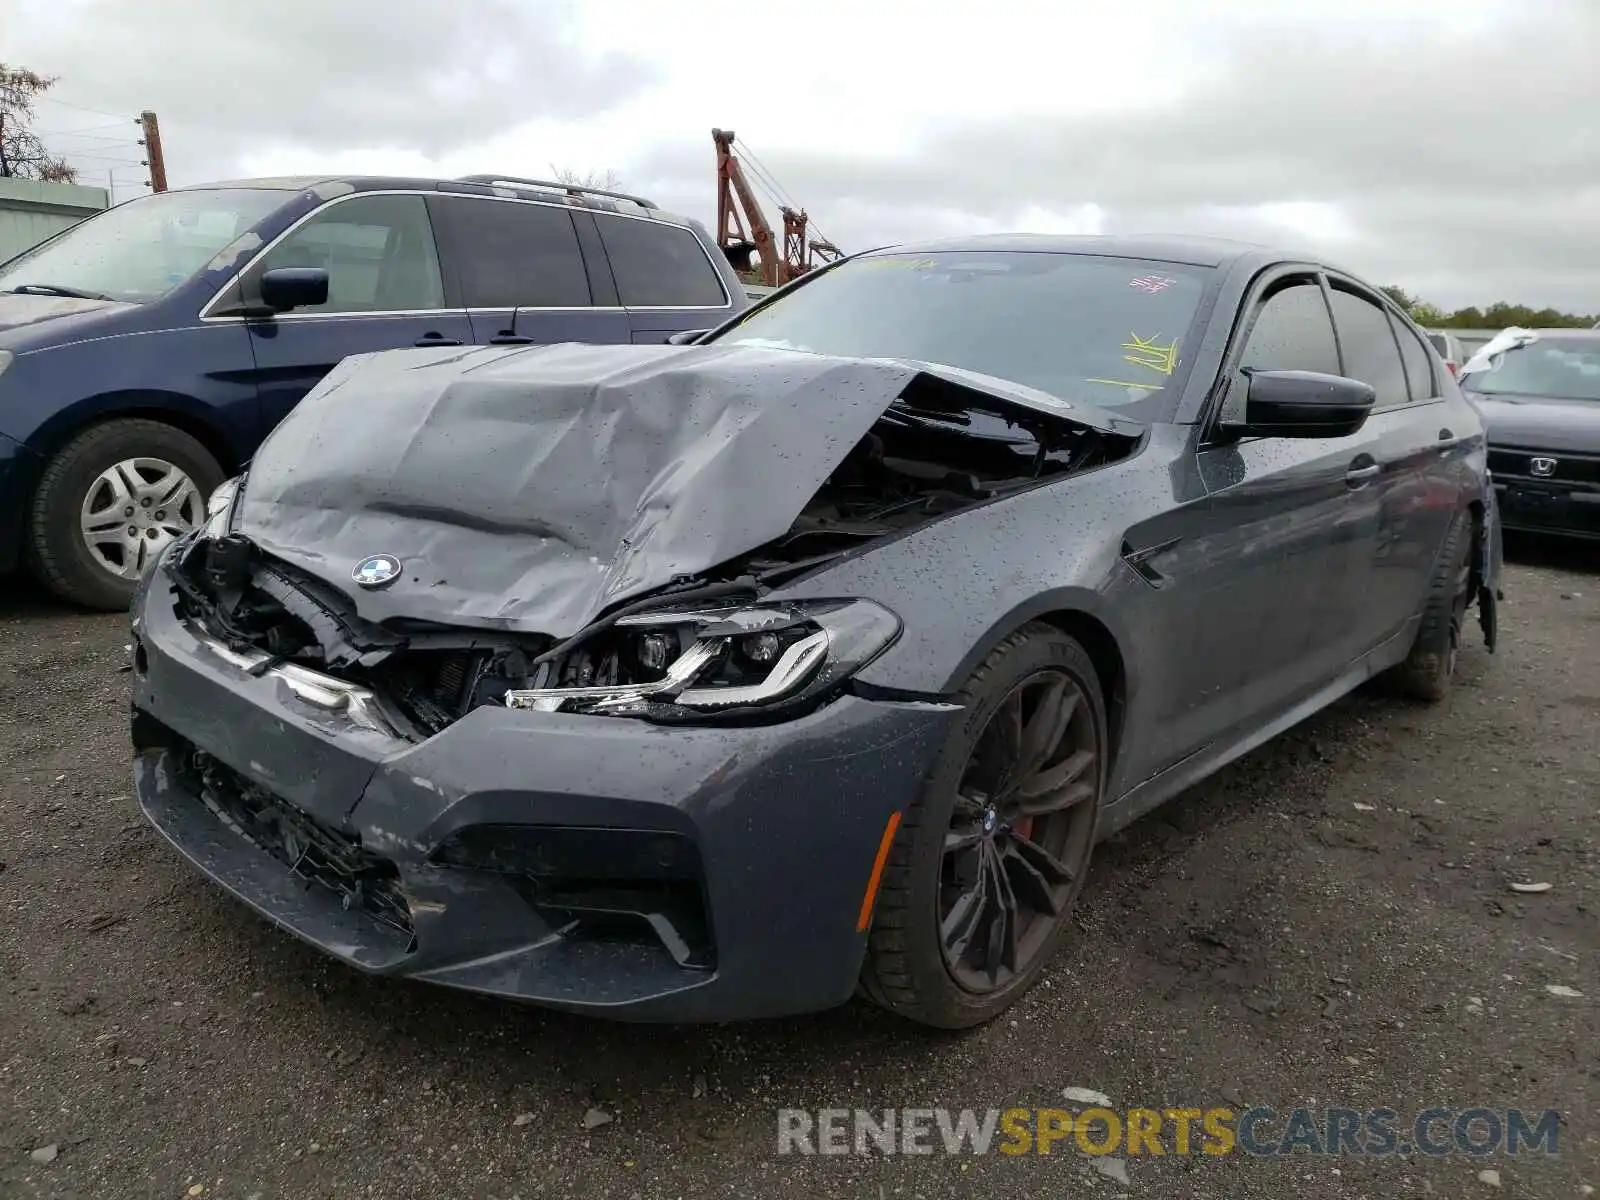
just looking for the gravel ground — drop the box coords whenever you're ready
[2,539,1596,1200]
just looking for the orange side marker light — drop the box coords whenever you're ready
[855,811,903,932]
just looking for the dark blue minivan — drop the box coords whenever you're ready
[0,174,747,608]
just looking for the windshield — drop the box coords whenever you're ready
[714,251,1211,413]
[1464,337,1600,401]
[0,188,286,304]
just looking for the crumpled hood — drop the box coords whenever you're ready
[0,292,136,346]
[234,341,1131,637]
[1466,392,1600,453]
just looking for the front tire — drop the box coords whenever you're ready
[859,623,1106,1029]
[27,419,223,611]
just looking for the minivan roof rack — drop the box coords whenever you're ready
[454,174,659,210]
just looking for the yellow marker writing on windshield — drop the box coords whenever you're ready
[1122,333,1179,377]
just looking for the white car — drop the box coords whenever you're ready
[1426,330,1467,377]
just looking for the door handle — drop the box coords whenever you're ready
[1438,428,1454,441]
[414,333,463,347]
[489,334,535,345]
[1345,463,1381,486]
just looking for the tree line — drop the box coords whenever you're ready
[1382,286,1595,331]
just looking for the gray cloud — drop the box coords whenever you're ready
[17,0,1598,310]
[632,4,1600,310]
[18,0,654,181]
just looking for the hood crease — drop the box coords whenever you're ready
[234,342,1128,637]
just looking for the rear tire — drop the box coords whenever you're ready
[1387,509,1473,702]
[859,623,1106,1029]
[27,419,223,611]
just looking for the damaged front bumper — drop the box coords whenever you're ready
[130,560,959,1021]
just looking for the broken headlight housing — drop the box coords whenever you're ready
[203,476,240,537]
[503,599,900,722]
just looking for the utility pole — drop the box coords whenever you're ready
[137,110,167,192]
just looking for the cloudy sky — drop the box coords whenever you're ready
[7,0,1598,311]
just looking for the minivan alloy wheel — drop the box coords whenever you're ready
[79,457,203,579]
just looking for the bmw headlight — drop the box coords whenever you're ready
[503,599,901,721]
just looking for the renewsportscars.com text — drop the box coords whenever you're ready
[777,1106,1560,1158]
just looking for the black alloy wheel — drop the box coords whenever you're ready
[859,623,1106,1028]
[938,668,1099,993]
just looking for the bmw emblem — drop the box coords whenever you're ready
[352,554,402,589]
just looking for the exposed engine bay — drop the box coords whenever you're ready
[710,374,1125,578]
[168,373,1137,740]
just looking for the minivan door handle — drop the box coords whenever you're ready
[414,333,463,347]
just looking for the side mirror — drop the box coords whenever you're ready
[666,328,709,346]
[258,267,329,312]
[1224,369,1376,438]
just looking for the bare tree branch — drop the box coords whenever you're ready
[0,64,79,183]
[550,163,622,192]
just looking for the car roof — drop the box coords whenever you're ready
[170,174,697,227]
[861,232,1301,270]
[1523,328,1600,340]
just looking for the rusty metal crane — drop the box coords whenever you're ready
[713,128,840,288]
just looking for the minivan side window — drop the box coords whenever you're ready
[594,214,728,308]
[433,197,590,308]
[254,194,444,314]
[1239,280,1341,376]
[1391,313,1438,401]
[1328,287,1408,407]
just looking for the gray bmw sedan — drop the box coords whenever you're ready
[129,235,1501,1028]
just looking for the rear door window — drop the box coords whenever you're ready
[433,196,591,308]
[1393,316,1438,400]
[595,214,728,308]
[254,193,444,313]
[1329,287,1409,407]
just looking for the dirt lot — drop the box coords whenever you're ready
[1,539,1596,1200]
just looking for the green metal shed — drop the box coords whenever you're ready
[0,177,112,264]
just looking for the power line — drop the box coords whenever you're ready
[32,123,130,140]
[34,94,129,122]
[63,151,144,166]
[40,129,145,149]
